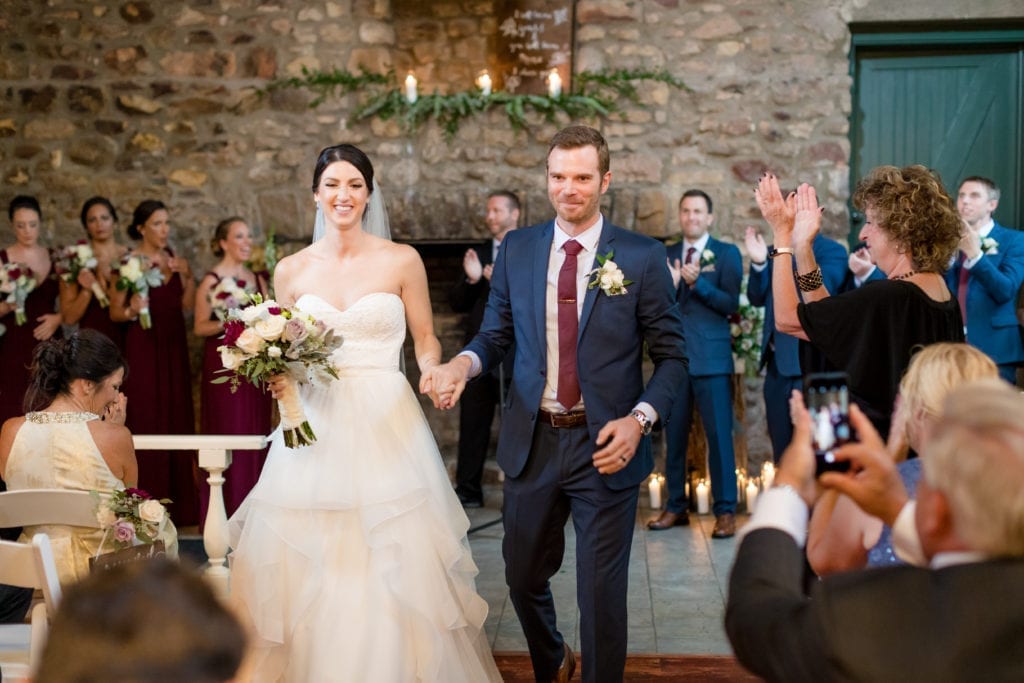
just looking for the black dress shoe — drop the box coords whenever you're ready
[555,641,576,682]
[646,509,690,530]
[457,492,483,508]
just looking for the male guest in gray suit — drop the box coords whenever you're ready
[727,380,1024,682]
[426,125,687,683]
[946,176,1024,383]
[648,190,742,538]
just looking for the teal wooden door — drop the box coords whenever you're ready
[852,45,1023,234]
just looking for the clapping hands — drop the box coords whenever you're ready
[744,227,768,264]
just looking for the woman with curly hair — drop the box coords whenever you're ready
[755,165,964,437]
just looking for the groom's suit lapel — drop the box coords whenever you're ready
[532,222,555,350]
[578,223,614,340]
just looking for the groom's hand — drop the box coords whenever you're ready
[592,416,642,474]
[420,356,472,410]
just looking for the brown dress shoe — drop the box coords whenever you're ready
[646,509,690,530]
[711,512,736,538]
[555,641,576,682]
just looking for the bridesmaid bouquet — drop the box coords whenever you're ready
[0,262,37,325]
[112,253,163,329]
[92,487,171,551]
[54,240,110,307]
[214,294,342,448]
[209,276,252,321]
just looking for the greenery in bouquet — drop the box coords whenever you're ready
[729,277,765,377]
[54,240,110,307]
[213,293,342,448]
[0,262,38,326]
[112,253,163,329]
[92,487,170,551]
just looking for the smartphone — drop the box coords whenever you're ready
[802,371,853,475]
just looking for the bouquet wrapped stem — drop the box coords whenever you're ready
[139,304,152,330]
[113,253,163,330]
[277,376,317,447]
[90,281,110,308]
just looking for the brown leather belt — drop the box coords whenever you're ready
[538,409,588,428]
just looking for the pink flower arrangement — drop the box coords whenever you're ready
[92,487,171,551]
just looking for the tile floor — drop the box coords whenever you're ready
[465,496,744,655]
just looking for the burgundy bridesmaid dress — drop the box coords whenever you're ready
[121,250,199,526]
[198,272,271,524]
[78,289,125,351]
[0,249,61,424]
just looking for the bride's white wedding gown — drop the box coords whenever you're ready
[228,292,502,682]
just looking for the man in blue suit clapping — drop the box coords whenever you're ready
[648,190,742,538]
[946,176,1024,383]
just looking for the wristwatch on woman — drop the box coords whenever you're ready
[767,246,795,259]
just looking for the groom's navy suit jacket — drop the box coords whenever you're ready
[465,219,689,490]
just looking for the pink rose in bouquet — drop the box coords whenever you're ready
[0,262,38,326]
[92,487,171,551]
[214,293,342,448]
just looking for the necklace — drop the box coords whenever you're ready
[890,270,917,281]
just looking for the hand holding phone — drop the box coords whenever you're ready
[803,372,854,476]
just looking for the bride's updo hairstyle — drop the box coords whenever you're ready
[311,144,375,195]
[24,329,127,412]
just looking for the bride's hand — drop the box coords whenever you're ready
[266,374,290,400]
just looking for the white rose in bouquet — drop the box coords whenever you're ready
[220,347,246,370]
[138,499,166,524]
[254,314,287,341]
[95,506,117,527]
[236,327,266,355]
[120,259,142,282]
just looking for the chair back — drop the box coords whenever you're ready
[0,489,101,530]
[0,533,63,674]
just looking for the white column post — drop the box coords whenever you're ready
[198,447,232,599]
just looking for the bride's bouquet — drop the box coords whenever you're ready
[209,276,252,321]
[112,253,163,329]
[0,262,37,326]
[214,294,342,448]
[54,240,110,307]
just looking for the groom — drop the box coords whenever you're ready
[426,125,688,682]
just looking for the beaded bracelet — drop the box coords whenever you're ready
[796,267,823,292]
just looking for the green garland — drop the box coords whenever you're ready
[265,67,689,139]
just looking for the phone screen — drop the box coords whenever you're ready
[803,372,853,475]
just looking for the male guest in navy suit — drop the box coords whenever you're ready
[449,190,519,507]
[743,227,847,461]
[946,176,1024,383]
[648,190,741,538]
[426,126,687,683]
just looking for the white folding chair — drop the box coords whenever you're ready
[0,534,62,679]
[0,489,102,529]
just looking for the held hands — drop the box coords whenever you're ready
[744,226,768,264]
[103,392,127,425]
[754,173,796,240]
[592,415,642,474]
[463,249,483,284]
[419,356,472,410]
[820,403,909,526]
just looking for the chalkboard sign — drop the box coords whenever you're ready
[495,0,575,95]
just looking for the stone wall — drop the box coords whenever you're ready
[0,0,1014,466]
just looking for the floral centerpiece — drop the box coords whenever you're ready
[54,240,109,307]
[0,262,37,326]
[729,277,765,377]
[92,487,170,551]
[112,253,163,329]
[209,276,253,321]
[213,293,342,448]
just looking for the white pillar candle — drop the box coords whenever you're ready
[647,475,663,509]
[404,72,418,104]
[477,71,492,97]
[736,469,745,503]
[746,479,759,513]
[761,462,775,489]
[547,68,562,98]
[696,480,710,515]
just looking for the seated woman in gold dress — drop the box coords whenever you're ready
[0,329,177,585]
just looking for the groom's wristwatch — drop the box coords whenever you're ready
[767,246,795,259]
[631,409,653,436]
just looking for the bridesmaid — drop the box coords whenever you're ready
[58,197,128,348]
[194,217,271,521]
[0,196,62,424]
[110,200,199,526]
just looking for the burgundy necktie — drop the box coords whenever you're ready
[957,258,969,325]
[685,246,697,265]
[557,240,583,411]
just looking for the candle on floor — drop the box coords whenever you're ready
[761,461,775,489]
[696,480,710,515]
[404,72,418,104]
[547,68,562,98]
[746,479,759,513]
[476,70,492,97]
[736,469,746,503]
[647,474,663,510]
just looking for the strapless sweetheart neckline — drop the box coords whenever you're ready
[296,291,401,314]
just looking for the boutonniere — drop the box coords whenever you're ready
[587,249,633,296]
[980,236,999,255]
[700,249,716,266]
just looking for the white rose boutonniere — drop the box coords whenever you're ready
[980,236,999,255]
[699,248,716,271]
[587,249,633,296]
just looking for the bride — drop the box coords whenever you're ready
[227,144,502,682]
